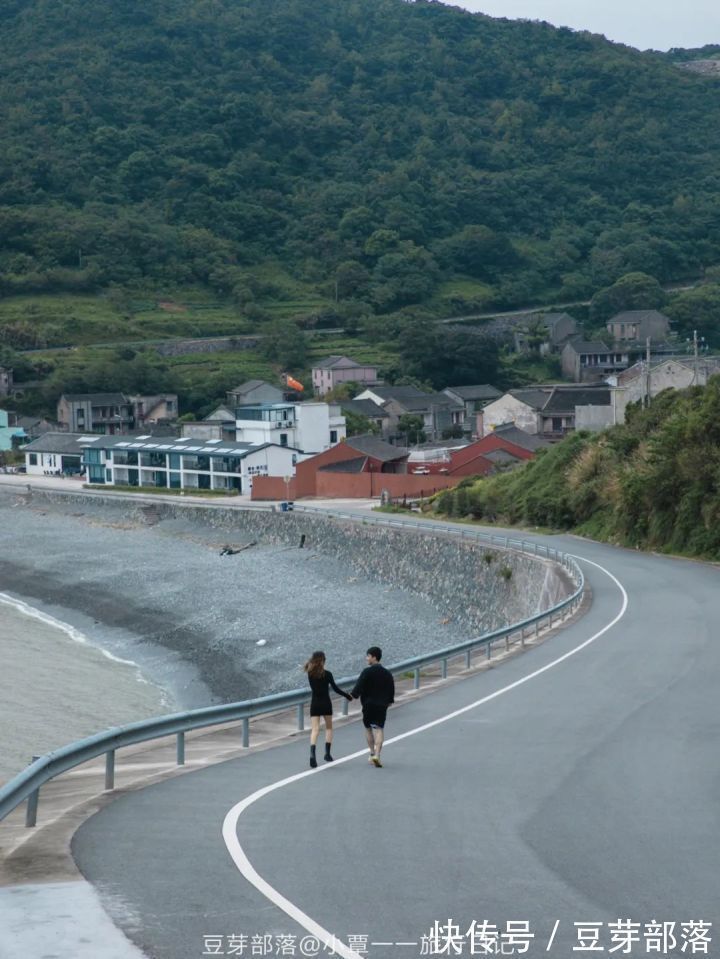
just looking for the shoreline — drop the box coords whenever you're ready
[0,597,169,785]
[0,489,481,708]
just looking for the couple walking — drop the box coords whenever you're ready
[303,646,395,768]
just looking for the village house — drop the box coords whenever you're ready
[608,356,720,424]
[382,392,464,441]
[129,394,178,426]
[234,401,346,453]
[482,385,612,438]
[311,356,381,396]
[561,339,632,383]
[6,412,57,441]
[606,310,671,343]
[57,392,179,434]
[226,380,285,408]
[442,384,502,434]
[23,432,87,475]
[338,397,391,435]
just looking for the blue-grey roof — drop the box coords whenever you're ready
[77,434,302,457]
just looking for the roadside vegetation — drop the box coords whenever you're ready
[434,378,720,560]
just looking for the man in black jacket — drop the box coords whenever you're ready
[351,646,395,768]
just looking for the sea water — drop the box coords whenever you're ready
[0,594,169,785]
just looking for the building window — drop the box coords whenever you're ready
[280,433,288,447]
[29,453,37,465]
[552,417,563,432]
[330,430,338,444]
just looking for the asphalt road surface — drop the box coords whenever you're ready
[72,526,720,959]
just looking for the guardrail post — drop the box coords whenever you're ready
[413,667,420,690]
[341,697,349,716]
[465,649,472,669]
[505,634,510,651]
[25,789,39,828]
[242,717,250,748]
[105,750,115,791]
[441,658,448,679]
[296,703,304,731]
[521,626,526,648]
[176,732,185,766]
[486,642,492,660]
[25,755,40,828]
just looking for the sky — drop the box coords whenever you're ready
[441,1,720,51]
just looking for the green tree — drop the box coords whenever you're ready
[589,273,667,324]
[259,319,307,370]
[397,414,425,445]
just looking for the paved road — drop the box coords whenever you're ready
[72,527,720,959]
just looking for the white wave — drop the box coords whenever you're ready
[0,590,147,674]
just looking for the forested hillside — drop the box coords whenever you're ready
[435,379,720,559]
[3,0,720,319]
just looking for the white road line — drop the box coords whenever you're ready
[223,555,629,959]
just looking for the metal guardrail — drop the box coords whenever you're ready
[0,504,584,827]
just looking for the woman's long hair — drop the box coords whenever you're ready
[304,650,326,679]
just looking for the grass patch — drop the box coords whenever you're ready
[85,484,238,497]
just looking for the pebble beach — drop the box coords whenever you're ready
[0,489,472,782]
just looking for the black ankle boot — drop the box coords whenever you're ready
[310,745,317,768]
[324,746,333,762]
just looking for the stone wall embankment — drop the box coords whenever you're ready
[26,491,574,635]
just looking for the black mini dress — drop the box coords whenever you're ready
[308,670,349,716]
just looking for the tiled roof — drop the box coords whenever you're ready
[564,339,612,355]
[313,355,364,370]
[61,392,129,405]
[508,389,551,410]
[345,434,408,462]
[390,392,463,412]
[608,310,670,324]
[543,387,610,412]
[340,399,389,418]
[360,385,428,402]
[23,432,94,454]
[228,379,274,395]
[443,384,501,401]
[492,424,550,450]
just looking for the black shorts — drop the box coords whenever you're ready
[362,705,388,729]
[310,698,333,717]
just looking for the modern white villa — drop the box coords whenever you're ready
[24,433,303,495]
[234,401,346,451]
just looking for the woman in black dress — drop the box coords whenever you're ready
[304,650,352,768]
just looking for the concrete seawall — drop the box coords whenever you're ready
[22,490,573,635]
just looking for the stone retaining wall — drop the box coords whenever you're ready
[26,491,574,635]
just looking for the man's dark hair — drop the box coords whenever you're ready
[366,646,382,661]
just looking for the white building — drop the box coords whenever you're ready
[234,402,346,453]
[23,433,89,475]
[79,435,303,495]
[608,356,720,424]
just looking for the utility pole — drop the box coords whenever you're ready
[645,337,651,407]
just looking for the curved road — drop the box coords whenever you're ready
[71,525,720,959]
